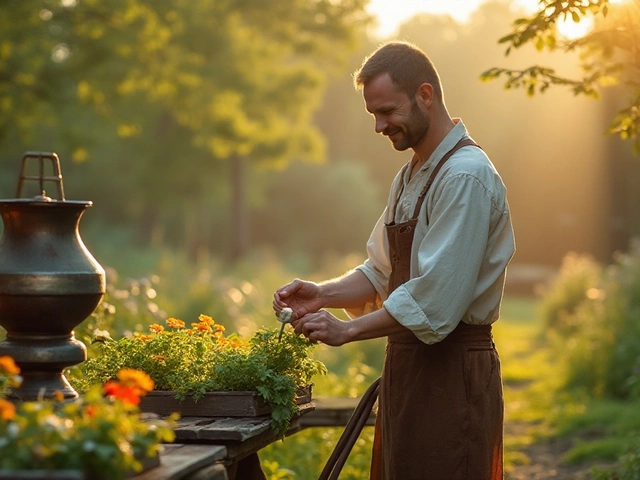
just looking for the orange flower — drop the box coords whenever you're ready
[192,322,212,333]
[116,369,154,394]
[166,318,185,329]
[214,324,225,332]
[0,399,16,420]
[104,381,140,405]
[85,404,98,418]
[53,390,65,402]
[198,314,214,325]
[149,324,164,333]
[0,356,20,376]
[154,355,166,362]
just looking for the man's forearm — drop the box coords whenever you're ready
[345,306,407,342]
[318,269,378,309]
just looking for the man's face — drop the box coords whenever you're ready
[363,73,430,151]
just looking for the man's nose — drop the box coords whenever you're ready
[375,117,388,134]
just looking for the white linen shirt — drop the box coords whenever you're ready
[348,119,516,344]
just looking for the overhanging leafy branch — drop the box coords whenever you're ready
[481,0,640,153]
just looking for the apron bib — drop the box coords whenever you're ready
[370,139,504,480]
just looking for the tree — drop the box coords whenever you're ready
[0,0,370,259]
[481,0,640,153]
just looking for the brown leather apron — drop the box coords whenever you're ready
[370,139,504,480]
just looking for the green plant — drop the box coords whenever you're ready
[0,367,175,479]
[536,252,603,336]
[73,315,327,438]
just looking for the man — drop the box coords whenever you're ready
[273,41,515,480]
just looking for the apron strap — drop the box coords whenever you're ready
[411,138,480,219]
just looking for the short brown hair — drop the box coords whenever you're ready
[353,41,443,103]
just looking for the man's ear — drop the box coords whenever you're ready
[415,83,434,109]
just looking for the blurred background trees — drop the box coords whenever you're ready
[1,0,638,276]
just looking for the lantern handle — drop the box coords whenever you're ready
[16,152,66,201]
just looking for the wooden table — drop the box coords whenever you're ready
[133,402,315,480]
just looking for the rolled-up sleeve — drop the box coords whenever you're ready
[383,173,494,344]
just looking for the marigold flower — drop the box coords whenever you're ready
[53,390,65,402]
[0,356,20,376]
[116,369,154,394]
[198,314,214,325]
[166,318,185,329]
[149,324,164,333]
[0,399,16,420]
[85,405,98,418]
[192,322,212,332]
[134,334,154,341]
[214,324,225,332]
[104,381,141,405]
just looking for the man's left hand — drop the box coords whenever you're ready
[291,310,350,347]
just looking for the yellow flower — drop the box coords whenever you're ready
[198,314,214,325]
[116,368,154,394]
[214,324,225,332]
[0,356,20,376]
[149,324,164,333]
[0,399,16,420]
[166,318,185,329]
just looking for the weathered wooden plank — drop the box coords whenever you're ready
[183,464,228,480]
[173,403,315,443]
[299,396,376,427]
[132,444,226,480]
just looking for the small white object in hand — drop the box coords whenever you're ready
[279,307,294,324]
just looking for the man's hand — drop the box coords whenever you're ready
[291,310,351,347]
[273,279,325,320]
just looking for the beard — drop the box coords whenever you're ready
[385,102,430,151]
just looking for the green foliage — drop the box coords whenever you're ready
[251,161,384,256]
[537,252,603,335]
[73,316,326,438]
[0,381,175,479]
[482,0,640,152]
[538,240,640,399]
[0,0,370,258]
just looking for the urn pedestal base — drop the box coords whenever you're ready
[0,333,86,400]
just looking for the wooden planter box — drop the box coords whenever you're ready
[139,384,312,417]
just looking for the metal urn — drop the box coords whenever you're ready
[0,152,105,401]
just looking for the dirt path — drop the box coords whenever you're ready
[505,421,593,480]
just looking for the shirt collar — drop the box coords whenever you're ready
[422,118,468,171]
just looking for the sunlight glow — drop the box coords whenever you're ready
[367,0,541,38]
[366,0,629,39]
[557,15,594,39]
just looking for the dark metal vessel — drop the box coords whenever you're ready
[0,152,105,400]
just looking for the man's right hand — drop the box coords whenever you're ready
[273,279,325,320]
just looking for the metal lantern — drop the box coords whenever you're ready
[0,152,105,400]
